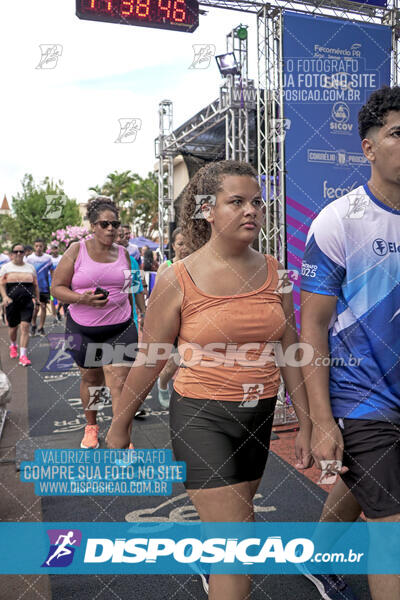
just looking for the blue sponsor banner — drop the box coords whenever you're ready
[0,522,399,574]
[282,12,391,318]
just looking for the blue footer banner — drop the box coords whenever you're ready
[0,522,398,574]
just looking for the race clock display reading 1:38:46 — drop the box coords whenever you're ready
[76,0,199,32]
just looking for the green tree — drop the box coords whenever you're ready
[90,170,158,236]
[5,174,81,245]
[89,170,134,221]
[128,172,158,237]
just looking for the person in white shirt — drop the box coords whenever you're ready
[0,243,40,366]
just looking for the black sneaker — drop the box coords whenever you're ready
[303,573,359,599]
[56,312,62,322]
[134,409,147,419]
[37,328,45,337]
[30,325,37,336]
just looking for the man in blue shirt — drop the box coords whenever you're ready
[301,86,400,600]
[26,238,53,336]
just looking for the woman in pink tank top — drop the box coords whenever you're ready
[106,162,313,600]
[51,196,138,451]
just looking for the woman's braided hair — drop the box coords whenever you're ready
[86,196,119,224]
[179,160,258,252]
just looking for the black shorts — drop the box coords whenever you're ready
[65,313,138,368]
[339,418,400,519]
[6,296,34,327]
[39,292,50,304]
[169,389,277,489]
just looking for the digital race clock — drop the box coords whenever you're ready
[76,0,199,32]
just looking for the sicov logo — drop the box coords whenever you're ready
[42,529,82,567]
[330,102,353,134]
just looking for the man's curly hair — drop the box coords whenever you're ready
[179,160,258,252]
[358,85,400,140]
[86,196,119,224]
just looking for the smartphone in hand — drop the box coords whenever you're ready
[94,287,109,300]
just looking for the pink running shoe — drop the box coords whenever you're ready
[19,355,31,366]
[9,345,18,359]
[81,424,99,449]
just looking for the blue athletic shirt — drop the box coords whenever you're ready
[26,253,53,293]
[301,184,400,424]
[0,253,9,267]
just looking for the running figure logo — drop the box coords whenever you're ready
[345,195,369,219]
[87,386,111,411]
[193,195,216,219]
[269,118,291,143]
[115,118,142,143]
[36,44,63,69]
[42,529,82,567]
[189,44,216,69]
[240,383,264,407]
[42,334,81,372]
[44,195,67,219]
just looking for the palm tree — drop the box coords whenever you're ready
[128,172,158,237]
[90,171,159,237]
[89,170,134,215]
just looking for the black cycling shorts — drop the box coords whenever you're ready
[5,283,34,327]
[339,418,400,519]
[39,292,50,304]
[169,389,277,489]
[65,313,138,368]
[6,297,34,327]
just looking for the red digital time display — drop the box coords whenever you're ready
[76,0,199,32]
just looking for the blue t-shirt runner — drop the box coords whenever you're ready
[26,253,53,294]
[301,183,400,425]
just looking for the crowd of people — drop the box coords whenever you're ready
[0,86,399,600]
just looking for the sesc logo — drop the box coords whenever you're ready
[323,180,357,200]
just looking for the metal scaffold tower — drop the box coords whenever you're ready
[157,0,400,260]
[155,23,257,254]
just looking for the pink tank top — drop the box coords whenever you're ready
[69,240,131,326]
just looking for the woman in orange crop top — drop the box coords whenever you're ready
[107,160,312,600]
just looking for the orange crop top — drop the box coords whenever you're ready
[173,255,286,402]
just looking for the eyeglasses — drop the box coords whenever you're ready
[95,220,121,229]
[13,250,25,254]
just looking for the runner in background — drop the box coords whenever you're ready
[142,249,158,298]
[301,86,400,600]
[122,225,141,262]
[51,197,138,450]
[49,241,63,323]
[27,238,53,336]
[116,226,146,332]
[0,250,10,324]
[156,227,189,408]
[116,226,147,420]
[0,243,40,366]
[23,245,33,260]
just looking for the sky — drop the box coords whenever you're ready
[0,0,257,206]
